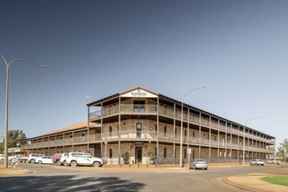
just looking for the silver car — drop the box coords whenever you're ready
[250,159,265,166]
[191,159,208,170]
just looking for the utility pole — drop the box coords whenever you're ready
[1,56,10,168]
[179,86,206,168]
[242,116,264,164]
[180,102,183,167]
[242,127,246,164]
[1,56,20,168]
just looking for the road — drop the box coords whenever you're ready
[0,164,286,192]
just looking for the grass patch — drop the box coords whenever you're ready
[262,176,288,187]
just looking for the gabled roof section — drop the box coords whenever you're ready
[87,86,159,106]
[120,86,158,98]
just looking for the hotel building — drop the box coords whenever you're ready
[23,87,275,165]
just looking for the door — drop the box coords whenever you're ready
[135,146,142,164]
[79,155,91,165]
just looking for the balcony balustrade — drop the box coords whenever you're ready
[23,136,100,149]
[175,111,182,120]
[190,115,200,124]
[210,140,219,147]
[102,129,157,141]
[159,105,174,117]
[23,128,274,155]
[201,119,209,127]
[88,104,273,148]
[210,122,218,130]
[120,104,157,114]
[89,111,102,120]
[218,124,226,132]
[89,134,102,142]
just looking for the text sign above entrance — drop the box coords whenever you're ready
[120,88,158,98]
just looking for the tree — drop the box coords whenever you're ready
[277,139,288,162]
[0,129,27,153]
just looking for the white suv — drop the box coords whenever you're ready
[63,152,103,167]
[250,159,265,166]
[28,154,44,164]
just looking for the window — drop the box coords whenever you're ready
[163,148,167,159]
[136,122,142,138]
[109,126,112,136]
[133,100,145,112]
[109,148,112,158]
[175,128,177,136]
[164,126,167,136]
[192,131,195,137]
[184,129,187,136]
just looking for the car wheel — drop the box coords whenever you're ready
[64,161,68,166]
[93,161,101,167]
[30,159,35,164]
[70,161,77,167]
[38,160,43,164]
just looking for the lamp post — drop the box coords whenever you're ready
[1,56,21,168]
[242,116,264,164]
[179,86,206,167]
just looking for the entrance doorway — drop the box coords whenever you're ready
[135,146,143,164]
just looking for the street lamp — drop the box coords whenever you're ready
[179,86,206,168]
[1,56,21,168]
[242,116,264,164]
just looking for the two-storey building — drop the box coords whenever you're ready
[23,87,275,165]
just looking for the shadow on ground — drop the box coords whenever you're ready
[0,175,145,192]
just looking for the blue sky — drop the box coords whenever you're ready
[0,0,287,145]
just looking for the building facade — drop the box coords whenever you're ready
[23,87,275,165]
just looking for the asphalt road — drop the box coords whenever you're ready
[0,164,285,192]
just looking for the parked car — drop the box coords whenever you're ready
[62,152,103,167]
[27,154,44,164]
[19,156,29,163]
[267,159,281,165]
[8,155,21,164]
[250,159,265,166]
[191,159,208,170]
[37,156,54,164]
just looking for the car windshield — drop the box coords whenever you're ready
[196,160,207,163]
[32,154,44,157]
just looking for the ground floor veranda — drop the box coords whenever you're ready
[25,141,271,165]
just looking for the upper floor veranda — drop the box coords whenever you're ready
[87,87,275,143]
